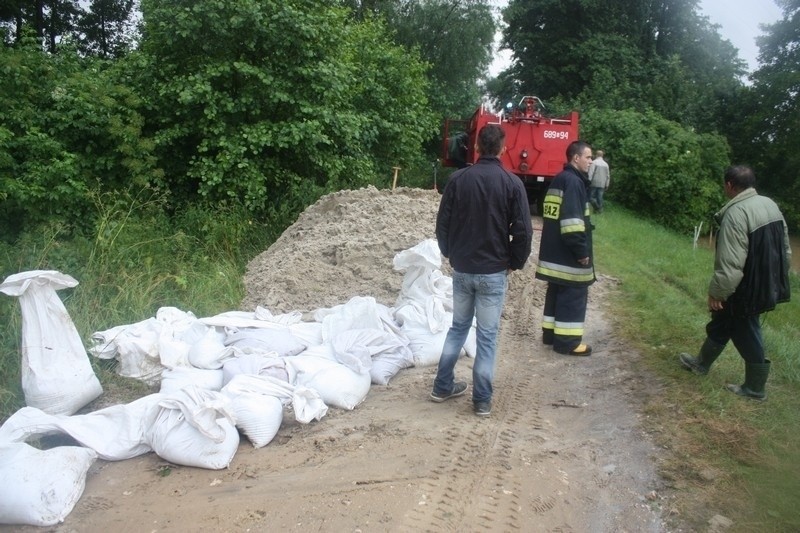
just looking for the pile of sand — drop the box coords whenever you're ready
[242,186,444,314]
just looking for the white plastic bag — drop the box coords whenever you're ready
[0,270,102,415]
[159,366,224,394]
[222,373,327,425]
[0,442,97,526]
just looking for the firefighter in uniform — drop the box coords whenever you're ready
[536,140,596,355]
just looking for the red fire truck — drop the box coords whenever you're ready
[441,96,580,213]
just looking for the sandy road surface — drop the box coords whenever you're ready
[3,187,668,532]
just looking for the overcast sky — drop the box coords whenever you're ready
[487,0,785,76]
[700,0,783,71]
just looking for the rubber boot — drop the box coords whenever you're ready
[726,359,770,401]
[679,338,725,375]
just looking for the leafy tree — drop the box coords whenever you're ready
[1,0,136,55]
[0,34,160,237]
[392,0,496,120]
[0,0,81,51]
[339,0,496,122]
[131,0,436,218]
[581,107,729,233]
[498,0,744,131]
[729,0,800,230]
[74,0,137,58]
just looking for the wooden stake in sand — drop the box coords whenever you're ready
[392,166,401,190]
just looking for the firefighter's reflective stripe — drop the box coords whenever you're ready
[542,315,555,331]
[542,191,563,220]
[536,260,594,283]
[560,217,585,234]
[554,320,584,336]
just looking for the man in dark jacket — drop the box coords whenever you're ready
[679,165,791,400]
[431,124,533,417]
[535,140,596,356]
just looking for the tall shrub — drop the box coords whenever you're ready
[581,108,729,234]
[131,0,436,218]
[0,36,161,239]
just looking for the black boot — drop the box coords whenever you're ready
[726,359,770,401]
[679,338,725,375]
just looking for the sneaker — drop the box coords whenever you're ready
[430,381,468,403]
[474,401,491,417]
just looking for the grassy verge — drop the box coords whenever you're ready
[593,205,800,532]
[0,192,279,417]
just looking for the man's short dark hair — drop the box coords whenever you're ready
[724,165,756,190]
[566,140,591,161]
[477,125,505,156]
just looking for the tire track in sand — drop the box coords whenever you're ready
[399,271,549,531]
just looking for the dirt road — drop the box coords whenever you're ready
[4,188,668,532]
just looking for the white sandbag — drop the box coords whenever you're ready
[314,296,383,341]
[89,308,212,384]
[147,386,239,470]
[160,366,224,394]
[287,321,324,347]
[371,349,415,386]
[200,311,297,331]
[393,240,453,310]
[285,355,371,410]
[225,392,284,448]
[224,327,306,357]
[395,304,477,366]
[222,374,327,424]
[91,317,164,384]
[300,343,337,361]
[157,307,207,345]
[0,270,103,415]
[187,327,234,369]
[221,352,289,385]
[392,238,442,271]
[0,395,165,461]
[254,306,303,325]
[331,328,414,384]
[0,442,97,526]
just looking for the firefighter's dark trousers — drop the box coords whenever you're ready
[542,283,589,353]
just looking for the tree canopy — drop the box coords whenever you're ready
[130,0,436,217]
[729,0,800,227]
[497,0,745,131]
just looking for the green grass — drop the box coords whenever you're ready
[594,204,800,532]
[0,191,278,418]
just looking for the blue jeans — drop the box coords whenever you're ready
[590,187,605,212]
[433,270,508,403]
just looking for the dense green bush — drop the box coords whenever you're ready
[129,0,437,216]
[581,108,729,234]
[0,36,162,239]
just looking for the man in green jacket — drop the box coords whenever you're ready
[679,165,791,400]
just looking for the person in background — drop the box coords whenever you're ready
[588,149,610,213]
[431,124,533,417]
[536,140,596,356]
[679,165,791,400]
